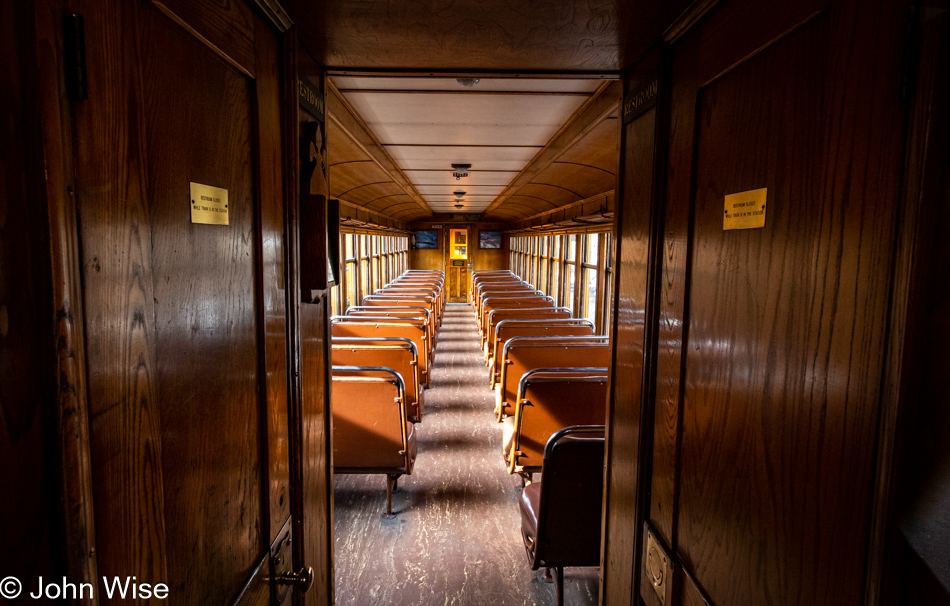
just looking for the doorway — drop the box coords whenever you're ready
[446,227,470,302]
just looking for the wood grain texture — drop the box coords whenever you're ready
[72,0,170,592]
[649,0,830,556]
[603,48,662,606]
[151,0,257,77]
[0,0,63,594]
[659,0,908,603]
[881,3,950,602]
[254,12,292,547]
[73,0,293,602]
[300,299,333,605]
[141,10,262,600]
[287,0,690,72]
[34,0,104,595]
[294,39,335,606]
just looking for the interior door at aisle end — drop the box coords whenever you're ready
[447,227,469,302]
[70,0,316,603]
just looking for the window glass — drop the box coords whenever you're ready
[585,267,598,323]
[345,261,356,309]
[566,265,576,312]
[540,257,548,294]
[551,262,560,304]
[567,234,577,262]
[587,234,598,263]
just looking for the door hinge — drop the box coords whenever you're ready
[64,13,87,102]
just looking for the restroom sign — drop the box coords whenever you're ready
[723,187,767,230]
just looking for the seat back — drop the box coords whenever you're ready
[497,338,609,419]
[484,306,572,350]
[331,366,414,474]
[331,317,431,386]
[480,296,554,334]
[345,305,434,346]
[363,296,440,327]
[331,337,423,422]
[508,370,608,473]
[533,425,605,567]
[490,318,594,382]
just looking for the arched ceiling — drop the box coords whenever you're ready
[326,77,621,225]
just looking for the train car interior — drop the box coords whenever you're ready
[3,0,949,604]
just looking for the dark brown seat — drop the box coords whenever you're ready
[332,366,417,517]
[503,368,608,477]
[519,425,605,606]
[331,337,424,422]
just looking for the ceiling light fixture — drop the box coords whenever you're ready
[455,203,464,209]
[451,164,471,180]
[454,191,466,198]
[456,78,480,87]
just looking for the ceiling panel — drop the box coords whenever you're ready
[332,77,604,93]
[402,170,519,186]
[342,93,588,145]
[415,185,506,196]
[385,145,541,166]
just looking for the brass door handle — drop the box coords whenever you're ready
[269,567,314,594]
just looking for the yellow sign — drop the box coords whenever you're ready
[190,182,229,225]
[723,187,766,230]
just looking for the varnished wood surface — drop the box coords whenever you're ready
[286,0,689,73]
[602,48,661,606]
[333,305,598,605]
[33,0,101,595]
[648,0,909,602]
[0,0,63,594]
[73,0,170,592]
[71,1,289,603]
[881,3,950,602]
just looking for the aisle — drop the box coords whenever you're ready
[333,303,598,605]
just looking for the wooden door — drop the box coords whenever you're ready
[446,227,469,302]
[639,0,909,603]
[70,0,313,603]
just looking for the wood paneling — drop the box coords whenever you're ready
[880,3,950,602]
[295,41,335,606]
[286,0,691,72]
[602,46,663,606]
[645,0,909,602]
[0,0,61,592]
[71,0,290,602]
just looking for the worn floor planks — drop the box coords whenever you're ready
[333,303,599,605]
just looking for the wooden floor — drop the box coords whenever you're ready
[333,303,599,605]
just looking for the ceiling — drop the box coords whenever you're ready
[293,0,690,226]
[286,0,691,72]
[331,76,607,216]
